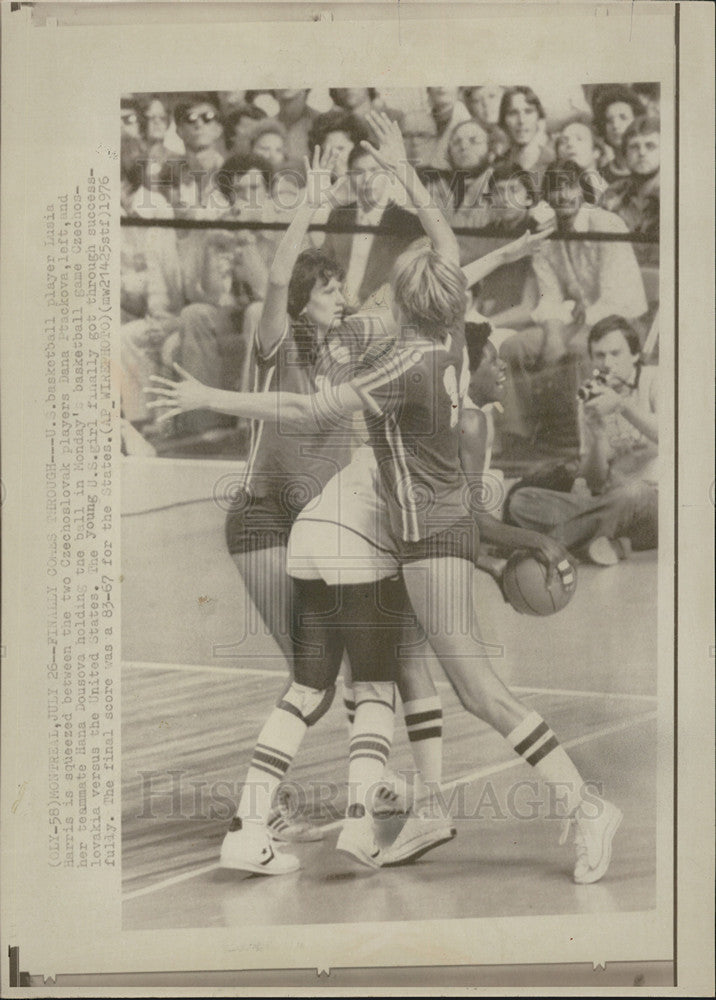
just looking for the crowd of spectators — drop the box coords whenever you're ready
[120,84,661,463]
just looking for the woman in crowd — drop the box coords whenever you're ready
[592,84,644,184]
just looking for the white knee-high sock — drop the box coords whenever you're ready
[347,683,395,814]
[403,696,443,811]
[236,706,307,826]
[506,710,586,814]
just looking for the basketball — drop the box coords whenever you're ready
[501,552,577,616]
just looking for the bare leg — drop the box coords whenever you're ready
[402,557,528,736]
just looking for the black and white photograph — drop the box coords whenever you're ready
[121,80,663,927]
[1,2,713,992]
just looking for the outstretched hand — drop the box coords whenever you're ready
[303,145,350,211]
[501,225,555,264]
[360,111,408,174]
[144,363,212,421]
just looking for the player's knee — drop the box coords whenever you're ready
[352,681,396,712]
[277,681,336,727]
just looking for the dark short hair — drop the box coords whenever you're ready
[465,322,493,371]
[224,103,266,135]
[621,114,660,153]
[498,86,545,130]
[588,315,642,356]
[215,153,272,204]
[307,110,369,155]
[173,91,222,126]
[489,160,539,206]
[542,158,594,202]
[592,85,644,138]
[287,249,345,319]
[328,87,377,107]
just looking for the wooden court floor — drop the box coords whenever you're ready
[121,460,661,931]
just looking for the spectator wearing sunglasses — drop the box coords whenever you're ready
[161,92,228,216]
[121,96,143,140]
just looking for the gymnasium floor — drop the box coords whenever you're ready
[121,457,660,931]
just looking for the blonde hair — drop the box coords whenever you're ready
[392,246,467,338]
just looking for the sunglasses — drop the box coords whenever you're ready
[182,110,218,125]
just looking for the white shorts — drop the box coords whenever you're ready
[287,448,400,585]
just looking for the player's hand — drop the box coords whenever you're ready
[501,226,555,264]
[303,145,348,211]
[527,535,577,591]
[361,111,408,173]
[144,364,212,421]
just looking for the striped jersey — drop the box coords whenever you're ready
[244,312,391,518]
[355,329,471,542]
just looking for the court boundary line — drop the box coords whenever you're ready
[122,710,657,902]
[123,659,658,703]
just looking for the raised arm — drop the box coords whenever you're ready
[461,227,553,288]
[361,111,459,265]
[258,147,347,356]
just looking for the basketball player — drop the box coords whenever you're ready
[148,148,455,870]
[149,122,622,882]
[271,113,624,883]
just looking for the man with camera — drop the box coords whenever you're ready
[506,315,658,565]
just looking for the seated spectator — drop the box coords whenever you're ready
[120,138,183,427]
[224,102,266,154]
[507,315,657,564]
[329,87,404,130]
[271,89,319,162]
[423,87,471,168]
[121,96,143,140]
[554,120,608,203]
[496,86,554,187]
[470,162,542,326]
[216,151,286,276]
[632,82,660,119]
[249,119,289,170]
[461,85,509,162]
[138,95,173,188]
[321,140,424,311]
[401,108,439,168]
[499,159,647,445]
[603,116,660,264]
[307,109,369,180]
[160,92,228,216]
[592,84,644,184]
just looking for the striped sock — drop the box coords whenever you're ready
[343,683,356,729]
[237,706,308,826]
[507,711,584,813]
[403,696,443,809]
[348,685,395,812]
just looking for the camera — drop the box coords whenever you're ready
[576,371,608,403]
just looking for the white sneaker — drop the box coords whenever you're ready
[267,787,326,843]
[587,536,632,566]
[381,813,456,867]
[335,806,382,869]
[220,818,300,875]
[560,800,623,884]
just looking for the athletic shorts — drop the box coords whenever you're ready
[225,491,294,555]
[287,448,480,582]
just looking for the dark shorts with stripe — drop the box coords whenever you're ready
[225,492,294,555]
[395,516,480,566]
